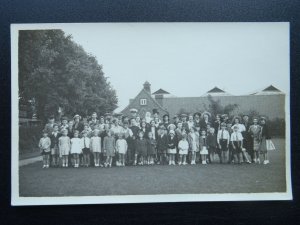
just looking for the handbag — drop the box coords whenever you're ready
[266,139,276,151]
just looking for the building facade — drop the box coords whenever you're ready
[121,82,285,120]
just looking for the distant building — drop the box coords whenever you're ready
[121,82,285,119]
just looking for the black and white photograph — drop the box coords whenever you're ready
[11,22,291,205]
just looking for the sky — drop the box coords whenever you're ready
[59,23,289,112]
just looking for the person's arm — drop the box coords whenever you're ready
[226,131,230,146]
[38,139,43,150]
[230,134,235,149]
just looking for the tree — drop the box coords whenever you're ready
[19,30,118,121]
[205,95,239,118]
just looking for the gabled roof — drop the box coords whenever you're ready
[202,87,231,96]
[152,88,170,95]
[207,87,225,93]
[250,85,284,95]
[121,88,168,114]
[262,85,281,92]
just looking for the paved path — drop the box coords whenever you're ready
[19,155,42,167]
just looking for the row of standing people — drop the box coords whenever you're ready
[39,112,272,168]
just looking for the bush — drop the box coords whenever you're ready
[19,125,43,154]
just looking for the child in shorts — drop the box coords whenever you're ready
[39,130,51,168]
[50,124,60,167]
[82,130,92,167]
[59,129,71,167]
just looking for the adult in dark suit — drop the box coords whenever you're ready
[156,126,168,165]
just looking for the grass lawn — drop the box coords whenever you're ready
[19,138,286,197]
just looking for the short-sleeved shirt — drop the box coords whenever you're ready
[217,129,230,140]
[230,132,243,142]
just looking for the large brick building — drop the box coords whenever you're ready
[121,82,285,119]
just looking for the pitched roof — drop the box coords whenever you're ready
[152,88,170,95]
[120,88,168,114]
[262,85,281,92]
[207,87,225,93]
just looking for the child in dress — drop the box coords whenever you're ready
[59,129,71,167]
[50,124,60,167]
[39,130,51,168]
[156,126,168,165]
[178,133,189,165]
[70,130,82,168]
[230,125,244,164]
[167,130,177,165]
[90,130,101,167]
[135,130,148,165]
[116,133,128,166]
[207,128,219,163]
[187,127,199,165]
[199,130,209,164]
[81,130,91,167]
[103,130,115,167]
[217,123,230,164]
[147,132,156,165]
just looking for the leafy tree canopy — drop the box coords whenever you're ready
[19,30,118,121]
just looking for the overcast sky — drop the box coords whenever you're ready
[60,23,289,112]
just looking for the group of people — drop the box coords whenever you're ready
[38,108,273,169]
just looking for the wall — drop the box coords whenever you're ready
[161,94,285,119]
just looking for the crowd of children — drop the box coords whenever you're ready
[38,109,273,169]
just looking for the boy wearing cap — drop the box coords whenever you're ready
[156,126,168,165]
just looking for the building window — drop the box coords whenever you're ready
[140,99,147,105]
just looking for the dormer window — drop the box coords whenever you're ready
[140,99,147,105]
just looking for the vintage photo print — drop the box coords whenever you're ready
[11,22,292,205]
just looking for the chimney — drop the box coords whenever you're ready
[143,81,151,93]
[155,94,164,106]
